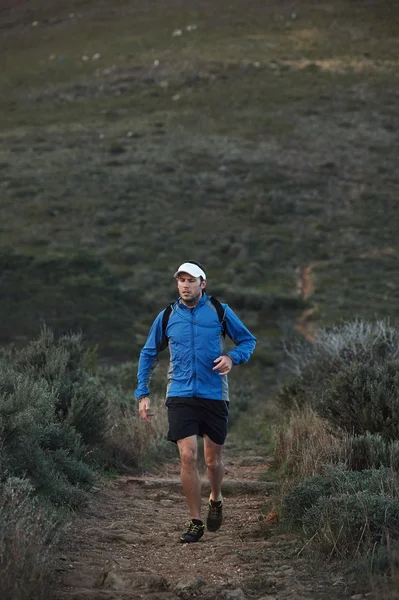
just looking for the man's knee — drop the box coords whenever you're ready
[178,439,198,466]
[205,454,223,471]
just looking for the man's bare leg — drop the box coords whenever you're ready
[177,435,201,520]
[204,434,224,501]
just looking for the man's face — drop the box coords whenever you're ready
[176,272,206,306]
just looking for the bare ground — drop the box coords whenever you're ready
[52,437,364,600]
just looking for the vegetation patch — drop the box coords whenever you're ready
[319,360,399,440]
[0,247,142,359]
[0,478,56,600]
[274,319,399,593]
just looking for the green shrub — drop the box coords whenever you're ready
[15,327,108,446]
[353,540,399,576]
[302,492,399,557]
[347,434,399,472]
[0,328,107,506]
[275,353,342,410]
[98,359,168,401]
[0,478,57,600]
[278,319,399,410]
[0,363,91,506]
[318,361,399,440]
[97,361,138,390]
[284,467,399,524]
[66,376,108,445]
[283,472,337,524]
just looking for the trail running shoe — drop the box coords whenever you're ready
[179,520,205,543]
[206,498,223,532]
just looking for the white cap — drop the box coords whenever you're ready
[174,262,206,279]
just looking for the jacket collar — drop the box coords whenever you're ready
[177,293,208,309]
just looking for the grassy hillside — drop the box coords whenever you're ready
[1,0,398,362]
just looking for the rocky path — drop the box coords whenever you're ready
[53,439,365,600]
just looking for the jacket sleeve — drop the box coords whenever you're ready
[134,311,166,399]
[224,305,257,365]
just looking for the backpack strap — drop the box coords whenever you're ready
[209,296,228,337]
[161,297,227,342]
[160,303,173,348]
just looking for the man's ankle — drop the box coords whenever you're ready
[209,493,223,502]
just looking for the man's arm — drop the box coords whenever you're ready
[134,311,165,400]
[223,305,257,365]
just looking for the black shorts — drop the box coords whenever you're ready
[165,397,229,446]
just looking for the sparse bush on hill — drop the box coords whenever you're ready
[0,247,141,360]
[0,327,119,505]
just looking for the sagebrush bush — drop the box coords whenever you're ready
[348,434,399,472]
[355,540,399,577]
[319,360,399,440]
[14,327,108,446]
[287,320,399,376]
[302,492,399,557]
[0,478,57,600]
[284,467,399,525]
[0,328,109,506]
[278,319,399,410]
[275,354,342,410]
[0,364,92,506]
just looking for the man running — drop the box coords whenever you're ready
[135,261,256,543]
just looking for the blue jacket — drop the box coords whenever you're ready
[134,294,256,401]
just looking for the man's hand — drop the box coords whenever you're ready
[213,355,233,375]
[138,397,154,423]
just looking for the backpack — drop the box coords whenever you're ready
[161,296,227,343]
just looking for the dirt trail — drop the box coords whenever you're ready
[296,264,317,343]
[52,437,359,600]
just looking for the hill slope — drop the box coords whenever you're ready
[0,0,398,360]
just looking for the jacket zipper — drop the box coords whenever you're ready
[191,306,197,397]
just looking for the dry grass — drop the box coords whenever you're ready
[374,558,399,600]
[103,397,173,471]
[273,405,348,494]
[0,479,56,600]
